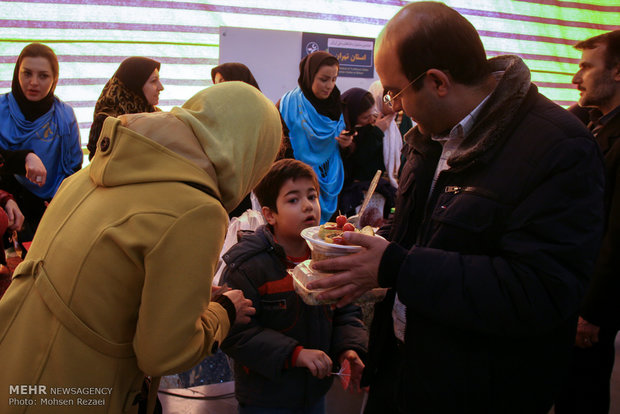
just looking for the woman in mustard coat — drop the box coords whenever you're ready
[0,82,281,413]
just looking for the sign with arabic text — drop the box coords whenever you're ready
[301,33,374,78]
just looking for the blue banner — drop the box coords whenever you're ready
[301,33,375,78]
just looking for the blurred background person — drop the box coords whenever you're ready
[279,51,349,224]
[211,62,262,218]
[0,43,82,241]
[88,56,163,160]
[338,87,395,225]
[555,29,620,414]
[211,62,261,90]
[368,80,403,189]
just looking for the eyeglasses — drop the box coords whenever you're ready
[383,70,428,108]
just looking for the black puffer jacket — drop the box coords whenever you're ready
[581,107,620,330]
[366,55,605,413]
[220,225,367,409]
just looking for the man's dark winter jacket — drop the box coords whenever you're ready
[581,107,620,330]
[364,55,605,414]
[221,225,368,409]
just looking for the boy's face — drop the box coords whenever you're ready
[263,178,320,239]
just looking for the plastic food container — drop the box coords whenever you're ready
[300,226,363,263]
[290,260,388,306]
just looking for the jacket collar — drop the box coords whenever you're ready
[223,225,287,267]
[592,107,620,152]
[405,55,534,171]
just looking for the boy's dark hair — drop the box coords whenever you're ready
[575,30,620,70]
[387,2,489,90]
[254,159,319,212]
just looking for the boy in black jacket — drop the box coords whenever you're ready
[221,159,367,414]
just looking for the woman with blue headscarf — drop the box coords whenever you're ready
[0,43,83,240]
[279,51,352,224]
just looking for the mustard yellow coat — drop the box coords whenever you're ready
[0,82,281,413]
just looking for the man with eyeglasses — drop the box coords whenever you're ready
[308,2,605,413]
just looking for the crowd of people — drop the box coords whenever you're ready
[0,1,618,414]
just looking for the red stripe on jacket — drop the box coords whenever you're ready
[257,273,294,296]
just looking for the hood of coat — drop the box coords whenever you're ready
[89,82,282,212]
[406,55,533,171]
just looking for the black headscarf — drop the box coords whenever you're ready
[114,56,161,102]
[297,51,342,121]
[341,87,375,131]
[11,43,59,122]
[211,62,261,91]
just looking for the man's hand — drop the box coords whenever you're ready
[25,152,47,187]
[295,349,333,379]
[308,232,388,307]
[339,350,365,392]
[575,316,600,348]
[222,289,256,325]
[4,199,24,231]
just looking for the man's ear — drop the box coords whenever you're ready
[262,206,277,226]
[613,63,620,82]
[426,68,450,97]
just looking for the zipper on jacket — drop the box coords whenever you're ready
[417,171,450,244]
[418,179,500,244]
[444,186,499,200]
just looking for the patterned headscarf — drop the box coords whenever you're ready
[87,57,161,159]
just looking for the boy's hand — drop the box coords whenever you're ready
[295,349,332,379]
[222,289,256,324]
[339,350,365,392]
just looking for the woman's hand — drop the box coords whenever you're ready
[222,289,256,324]
[336,130,356,148]
[296,349,333,379]
[374,113,395,132]
[4,199,25,231]
[25,152,47,187]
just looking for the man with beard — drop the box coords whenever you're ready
[555,30,620,414]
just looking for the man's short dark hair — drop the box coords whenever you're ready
[387,2,489,89]
[575,30,620,70]
[254,159,319,212]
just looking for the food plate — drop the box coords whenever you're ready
[301,226,364,252]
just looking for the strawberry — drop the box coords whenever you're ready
[342,222,355,232]
[335,215,348,229]
[332,236,347,245]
